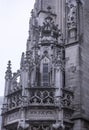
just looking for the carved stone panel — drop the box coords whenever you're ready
[26,109,57,121]
[66,0,78,43]
[4,111,20,126]
[67,0,77,29]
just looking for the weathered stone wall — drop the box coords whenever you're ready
[65,0,89,129]
[80,0,89,119]
[65,44,80,105]
[65,0,81,119]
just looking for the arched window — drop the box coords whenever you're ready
[40,56,50,87]
[43,63,49,86]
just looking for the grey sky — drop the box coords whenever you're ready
[0,0,35,96]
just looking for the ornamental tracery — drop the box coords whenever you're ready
[10,72,21,93]
[28,89,54,105]
[7,72,22,110]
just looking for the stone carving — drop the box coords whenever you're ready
[29,9,39,42]
[39,7,62,43]
[26,109,56,120]
[61,89,73,108]
[4,112,19,125]
[5,60,12,80]
[64,110,73,119]
[52,122,65,130]
[29,89,54,105]
[17,119,29,130]
[20,50,35,71]
[66,0,78,42]
[30,124,50,130]
[53,49,64,71]
[67,0,77,29]
[25,51,35,67]
[7,93,22,110]
[68,65,76,73]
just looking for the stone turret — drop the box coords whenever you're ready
[2,0,89,130]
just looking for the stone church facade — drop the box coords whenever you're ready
[1,0,89,130]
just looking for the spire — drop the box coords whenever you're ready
[5,60,12,79]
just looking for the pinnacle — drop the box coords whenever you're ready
[7,60,11,71]
[5,60,12,79]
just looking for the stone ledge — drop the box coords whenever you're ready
[71,112,89,122]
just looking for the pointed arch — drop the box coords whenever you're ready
[40,56,51,87]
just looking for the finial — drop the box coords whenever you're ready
[26,51,30,61]
[5,60,12,79]
[7,60,11,69]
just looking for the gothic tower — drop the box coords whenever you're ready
[1,0,89,130]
